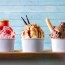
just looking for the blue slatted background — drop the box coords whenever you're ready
[0,0,65,50]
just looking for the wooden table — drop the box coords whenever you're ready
[0,49,65,59]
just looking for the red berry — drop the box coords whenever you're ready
[0,20,9,26]
[12,36,15,38]
[6,30,11,34]
[0,26,3,30]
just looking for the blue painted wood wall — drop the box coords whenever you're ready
[0,0,65,50]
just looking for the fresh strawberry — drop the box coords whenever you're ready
[0,20,9,26]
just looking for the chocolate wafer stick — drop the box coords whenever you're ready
[21,17,27,25]
[26,15,30,24]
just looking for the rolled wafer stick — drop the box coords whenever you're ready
[46,18,54,32]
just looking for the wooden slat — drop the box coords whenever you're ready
[0,50,65,59]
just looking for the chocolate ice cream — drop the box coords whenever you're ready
[50,22,65,38]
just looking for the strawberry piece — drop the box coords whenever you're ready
[0,26,3,30]
[12,36,15,38]
[6,30,11,34]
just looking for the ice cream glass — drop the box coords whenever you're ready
[46,18,65,52]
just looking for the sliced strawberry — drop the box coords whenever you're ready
[6,30,11,34]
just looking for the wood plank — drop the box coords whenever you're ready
[0,50,65,59]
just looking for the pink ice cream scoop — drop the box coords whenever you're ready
[0,26,15,39]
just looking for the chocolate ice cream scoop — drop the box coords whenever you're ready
[50,22,65,38]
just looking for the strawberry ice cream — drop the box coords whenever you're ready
[0,26,15,39]
[0,20,15,52]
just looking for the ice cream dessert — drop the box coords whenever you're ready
[0,20,15,52]
[46,18,65,52]
[21,15,44,52]
[21,15,44,39]
[22,24,44,39]
[46,18,65,39]
[0,20,15,39]
[50,22,65,39]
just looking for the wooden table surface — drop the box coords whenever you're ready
[0,49,65,59]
